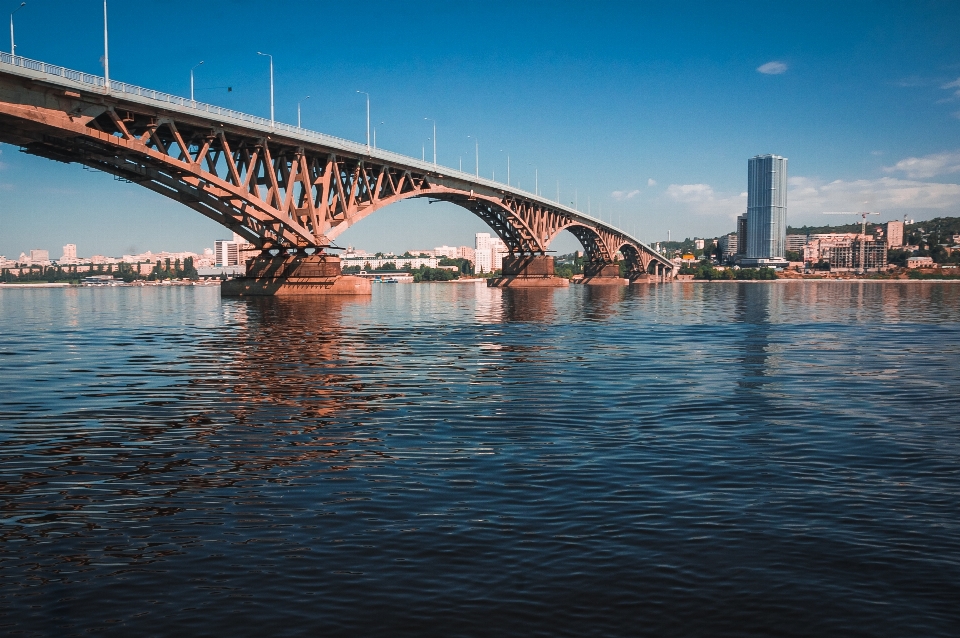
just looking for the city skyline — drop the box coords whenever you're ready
[1,1,959,257]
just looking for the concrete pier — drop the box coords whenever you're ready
[220,254,371,296]
[581,263,627,286]
[487,255,570,288]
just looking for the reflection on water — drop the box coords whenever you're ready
[0,282,959,636]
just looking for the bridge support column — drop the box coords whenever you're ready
[221,253,371,296]
[488,255,569,288]
[581,263,627,286]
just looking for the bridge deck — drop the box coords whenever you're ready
[0,51,669,260]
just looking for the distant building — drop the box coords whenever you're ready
[803,233,887,270]
[785,234,808,253]
[475,233,507,273]
[341,255,439,270]
[61,244,77,262]
[906,256,934,268]
[29,249,50,265]
[885,220,904,248]
[694,238,705,250]
[718,233,738,261]
[741,154,788,267]
[457,246,475,263]
[433,245,458,259]
[215,233,247,268]
[736,214,749,256]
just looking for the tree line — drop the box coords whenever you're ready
[1,258,199,283]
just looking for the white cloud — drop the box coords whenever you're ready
[895,76,929,88]
[757,61,788,75]
[647,178,657,187]
[664,183,746,217]
[883,151,960,179]
[939,78,960,101]
[788,175,960,216]
[611,189,640,201]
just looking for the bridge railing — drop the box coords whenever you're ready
[0,51,672,265]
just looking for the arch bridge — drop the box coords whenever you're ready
[0,54,673,288]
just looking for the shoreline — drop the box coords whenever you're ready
[672,278,960,283]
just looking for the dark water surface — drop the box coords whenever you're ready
[1,282,959,637]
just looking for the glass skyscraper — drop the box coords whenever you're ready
[741,154,788,267]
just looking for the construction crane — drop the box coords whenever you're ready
[823,211,880,274]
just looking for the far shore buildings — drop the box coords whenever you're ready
[1,242,218,272]
[340,244,477,271]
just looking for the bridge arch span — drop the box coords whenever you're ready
[0,55,673,276]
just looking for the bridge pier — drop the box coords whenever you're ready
[487,255,570,288]
[581,263,627,286]
[221,254,371,297]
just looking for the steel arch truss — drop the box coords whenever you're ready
[0,82,673,273]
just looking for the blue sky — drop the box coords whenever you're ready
[1,0,959,258]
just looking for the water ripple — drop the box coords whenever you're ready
[0,282,959,636]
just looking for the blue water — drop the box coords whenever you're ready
[1,282,959,636]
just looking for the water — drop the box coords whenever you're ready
[1,282,959,637]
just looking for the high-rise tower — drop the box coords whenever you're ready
[741,154,788,267]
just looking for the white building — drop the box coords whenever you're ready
[457,245,475,263]
[341,255,439,270]
[718,233,738,261]
[475,233,507,273]
[742,154,789,267]
[215,233,246,268]
[61,244,78,263]
[885,221,904,248]
[431,245,461,259]
[29,249,50,265]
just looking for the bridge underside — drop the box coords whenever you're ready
[0,68,673,292]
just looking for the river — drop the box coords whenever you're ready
[1,282,958,636]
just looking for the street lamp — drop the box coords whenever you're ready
[9,2,24,56]
[356,90,370,152]
[298,95,310,129]
[373,121,383,149]
[499,150,510,186]
[102,0,109,91]
[468,135,479,178]
[257,51,274,126]
[190,60,203,103]
[424,117,436,165]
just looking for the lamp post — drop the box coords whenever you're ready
[499,150,510,186]
[102,0,109,91]
[257,52,274,126]
[298,95,309,129]
[9,2,24,56]
[356,90,370,152]
[468,135,478,177]
[424,118,436,165]
[190,60,203,103]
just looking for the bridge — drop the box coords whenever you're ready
[0,53,674,294]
